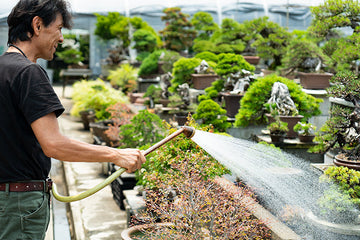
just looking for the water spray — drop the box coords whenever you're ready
[52,126,195,202]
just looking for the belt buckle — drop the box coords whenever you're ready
[45,178,53,192]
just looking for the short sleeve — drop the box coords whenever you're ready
[16,64,64,124]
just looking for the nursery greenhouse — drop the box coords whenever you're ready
[0,0,325,75]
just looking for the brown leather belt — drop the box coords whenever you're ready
[0,179,52,193]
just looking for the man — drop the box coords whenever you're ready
[0,1,146,239]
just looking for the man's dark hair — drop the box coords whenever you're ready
[7,0,72,44]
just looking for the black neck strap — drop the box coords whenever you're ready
[8,43,27,58]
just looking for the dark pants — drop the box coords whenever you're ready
[0,189,50,240]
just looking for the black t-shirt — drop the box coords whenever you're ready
[0,52,64,183]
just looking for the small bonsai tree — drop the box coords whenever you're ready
[159,7,196,52]
[250,16,293,71]
[191,11,219,42]
[309,0,360,72]
[117,109,167,150]
[310,71,360,161]
[267,117,289,135]
[293,122,316,136]
[193,99,231,132]
[281,38,333,74]
[107,63,138,94]
[138,50,163,77]
[234,75,322,127]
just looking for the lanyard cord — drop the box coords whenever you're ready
[8,43,27,58]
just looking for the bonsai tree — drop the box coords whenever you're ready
[159,7,196,53]
[55,35,84,67]
[310,70,360,161]
[107,63,138,94]
[267,117,289,136]
[132,29,158,61]
[293,122,316,136]
[170,57,202,91]
[281,38,333,74]
[190,11,219,42]
[193,99,231,132]
[117,109,167,150]
[138,50,164,77]
[234,75,322,127]
[70,79,128,120]
[309,0,360,72]
[250,16,293,71]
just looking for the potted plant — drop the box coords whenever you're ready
[193,99,231,133]
[159,7,197,54]
[107,63,138,94]
[168,85,197,126]
[235,75,322,132]
[308,0,360,73]
[267,116,289,144]
[316,166,360,224]
[293,122,316,142]
[264,81,305,139]
[190,59,219,90]
[310,70,360,169]
[70,79,128,126]
[281,38,333,89]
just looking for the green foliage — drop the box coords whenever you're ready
[144,84,163,105]
[234,75,322,127]
[159,50,182,74]
[215,53,255,78]
[118,110,167,149]
[191,11,219,41]
[267,117,289,135]
[107,63,138,94]
[132,29,157,57]
[293,122,316,136]
[136,118,230,189]
[309,0,360,38]
[318,166,360,213]
[159,7,197,52]
[281,38,333,73]
[56,48,84,65]
[94,12,123,40]
[193,99,231,132]
[192,40,216,53]
[170,57,201,90]
[194,51,218,63]
[138,50,163,77]
[70,79,128,120]
[310,71,360,154]
[251,17,293,70]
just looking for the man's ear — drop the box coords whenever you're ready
[32,16,42,36]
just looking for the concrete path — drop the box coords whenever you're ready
[48,85,128,240]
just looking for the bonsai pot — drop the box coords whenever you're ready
[266,114,304,139]
[174,113,188,126]
[298,134,315,143]
[269,133,285,144]
[333,154,360,171]
[243,56,260,65]
[298,72,333,89]
[89,120,120,147]
[221,92,243,118]
[191,73,219,90]
[79,109,95,130]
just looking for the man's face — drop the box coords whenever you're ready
[37,13,64,61]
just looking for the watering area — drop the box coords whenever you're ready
[191,130,360,240]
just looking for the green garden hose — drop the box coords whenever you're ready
[52,126,195,202]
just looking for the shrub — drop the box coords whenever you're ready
[107,63,138,94]
[170,57,201,91]
[234,75,322,127]
[193,99,231,132]
[194,51,218,63]
[138,50,163,77]
[70,79,128,120]
[136,118,230,189]
[117,110,167,149]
